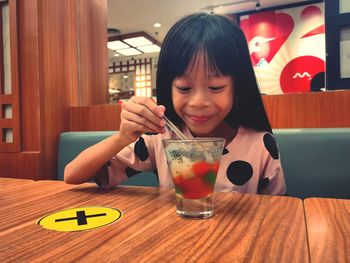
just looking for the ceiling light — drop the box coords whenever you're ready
[202,0,256,12]
[116,48,142,56]
[108,40,129,50]
[137,44,161,53]
[108,31,161,57]
[153,23,161,28]
[123,37,153,47]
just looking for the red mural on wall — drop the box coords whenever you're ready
[280,56,324,93]
[241,11,294,65]
[240,4,325,94]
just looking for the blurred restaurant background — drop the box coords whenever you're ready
[0,0,349,180]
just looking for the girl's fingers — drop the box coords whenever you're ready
[123,103,164,129]
[130,96,165,118]
[122,119,159,137]
[123,97,165,128]
[121,110,165,134]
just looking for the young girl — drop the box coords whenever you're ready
[64,13,286,195]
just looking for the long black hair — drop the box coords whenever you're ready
[156,13,272,133]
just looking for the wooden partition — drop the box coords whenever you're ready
[69,90,350,131]
[77,0,109,105]
[262,90,350,128]
[0,0,20,153]
[0,0,108,180]
[70,105,121,131]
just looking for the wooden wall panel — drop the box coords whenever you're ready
[0,0,41,178]
[70,104,121,131]
[18,0,41,151]
[0,152,39,179]
[70,90,350,131]
[1,0,108,180]
[0,0,21,152]
[77,0,108,106]
[263,90,350,128]
[36,0,79,180]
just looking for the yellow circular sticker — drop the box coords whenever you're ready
[37,206,122,232]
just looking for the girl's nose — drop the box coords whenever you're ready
[188,89,211,108]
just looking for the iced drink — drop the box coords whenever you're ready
[162,138,225,219]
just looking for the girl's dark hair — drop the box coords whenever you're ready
[156,13,272,133]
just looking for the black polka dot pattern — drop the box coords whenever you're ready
[258,177,270,191]
[263,134,279,159]
[144,132,159,135]
[226,161,253,186]
[125,167,142,178]
[222,148,229,155]
[134,137,149,161]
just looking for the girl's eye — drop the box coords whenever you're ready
[209,86,224,92]
[176,86,191,93]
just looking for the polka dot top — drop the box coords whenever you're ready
[98,126,286,195]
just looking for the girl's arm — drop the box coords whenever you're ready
[64,97,166,184]
[64,133,129,184]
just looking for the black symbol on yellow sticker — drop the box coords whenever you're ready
[37,206,122,232]
[55,210,107,225]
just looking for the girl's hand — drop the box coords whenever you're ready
[119,96,166,144]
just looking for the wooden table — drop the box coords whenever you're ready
[0,178,309,262]
[304,198,350,263]
[0,177,34,188]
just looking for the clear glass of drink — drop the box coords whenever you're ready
[162,138,225,219]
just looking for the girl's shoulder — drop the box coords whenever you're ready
[235,126,280,159]
[233,126,276,148]
[237,125,272,138]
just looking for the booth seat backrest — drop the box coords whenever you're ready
[58,128,350,199]
[274,128,350,199]
[57,131,159,187]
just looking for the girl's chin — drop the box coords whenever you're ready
[188,127,214,137]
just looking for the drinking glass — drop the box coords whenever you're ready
[162,138,225,219]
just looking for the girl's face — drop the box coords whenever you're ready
[171,54,234,137]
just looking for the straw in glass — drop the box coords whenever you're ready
[163,115,188,140]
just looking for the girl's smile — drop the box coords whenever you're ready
[188,114,212,125]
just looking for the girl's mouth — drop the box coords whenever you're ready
[189,115,211,124]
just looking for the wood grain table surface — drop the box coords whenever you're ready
[0,178,309,263]
[0,177,34,188]
[304,198,350,263]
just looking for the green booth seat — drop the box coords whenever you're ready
[274,128,350,199]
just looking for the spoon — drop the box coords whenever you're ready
[163,115,188,140]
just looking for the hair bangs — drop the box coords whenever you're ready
[180,50,223,78]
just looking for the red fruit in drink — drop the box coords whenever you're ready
[210,161,220,173]
[173,161,220,199]
[181,176,212,199]
[192,161,211,178]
